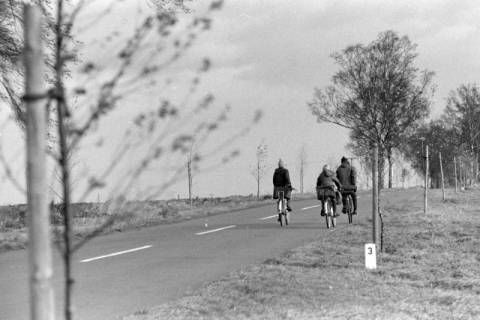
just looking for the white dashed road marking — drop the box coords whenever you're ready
[195,225,236,235]
[301,205,322,211]
[80,245,153,263]
[259,215,278,220]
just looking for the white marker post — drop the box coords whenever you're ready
[365,243,377,269]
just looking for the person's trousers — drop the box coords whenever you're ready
[321,196,337,214]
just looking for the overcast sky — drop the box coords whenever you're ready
[1,0,480,204]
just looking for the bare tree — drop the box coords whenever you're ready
[445,84,480,184]
[1,0,58,131]
[403,120,458,188]
[309,30,434,189]
[251,142,268,199]
[298,145,307,194]
[13,1,263,319]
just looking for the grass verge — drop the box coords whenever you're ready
[122,189,480,320]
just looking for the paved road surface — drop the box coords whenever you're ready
[0,189,419,319]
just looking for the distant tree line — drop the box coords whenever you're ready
[403,84,480,188]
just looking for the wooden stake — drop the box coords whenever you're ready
[24,5,55,320]
[424,145,429,214]
[454,156,458,193]
[439,152,445,201]
[372,143,380,248]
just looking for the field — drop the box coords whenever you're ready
[122,189,480,320]
[0,193,315,253]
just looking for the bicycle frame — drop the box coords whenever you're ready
[277,191,286,213]
[277,190,289,226]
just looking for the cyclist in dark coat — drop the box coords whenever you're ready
[273,159,292,212]
[316,164,342,216]
[336,156,358,215]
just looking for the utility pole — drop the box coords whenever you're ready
[299,146,307,194]
[372,143,380,248]
[439,152,445,201]
[187,158,192,208]
[24,5,55,320]
[299,164,304,194]
[256,159,260,199]
[186,139,196,208]
[424,145,429,214]
[454,156,458,193]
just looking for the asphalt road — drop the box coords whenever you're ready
[1,189,419,320]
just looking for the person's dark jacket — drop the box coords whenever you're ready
[336,163,357,190]
[317,169,342,190]
[273,167,292,199]
[273,167,291,187]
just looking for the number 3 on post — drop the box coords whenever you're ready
[365,243,376,269]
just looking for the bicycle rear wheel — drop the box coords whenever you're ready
[279,199,288,227]
[329,199,336,228]
[347,195,353,224]
[325,200,334,229]
[322,199,328,228]
[330,208,336,228]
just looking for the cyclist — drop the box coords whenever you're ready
[316,164,342,217]
[273,159,293,216]
[336,156,358,215]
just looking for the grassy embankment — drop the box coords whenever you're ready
[0,193,315,253]
[123,189,480,320]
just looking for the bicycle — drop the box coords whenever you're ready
[317,188,336,229]
[277,190,289,227]
[341,187,355,224]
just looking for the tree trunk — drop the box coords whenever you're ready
[475,153,479,184]
[24,5,55,320]
[424,145,429,214]
[387,148,393,189]
[471,155,475,186]
[454,156,458,193]
[378,149,386,190]
[439,152,445,201]
[372,143,380,248]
